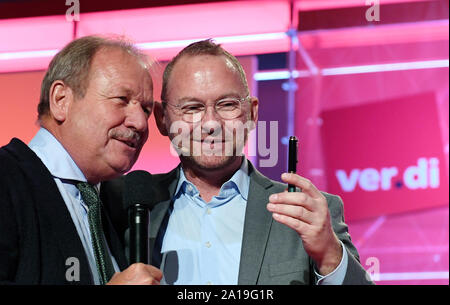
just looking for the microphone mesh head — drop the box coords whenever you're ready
[123,170,156,211]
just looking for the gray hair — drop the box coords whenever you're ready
[38,35,152,122]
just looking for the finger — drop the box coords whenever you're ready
[145,265,163,281]
[152,270,163,282]
[267,203,313,224]
[268,192,315,211]
[137,274,161,285]
[281,173,322,199]
[272,212,309,235]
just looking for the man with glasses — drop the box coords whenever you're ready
[105,39,373,285]
[162,94,254,160]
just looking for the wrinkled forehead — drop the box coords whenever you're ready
[91,47,151,79]
[90,47,153,89]
[91,47,150,74]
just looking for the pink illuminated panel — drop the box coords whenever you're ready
[349,205,449,285]
[0,15,72,53]
[76,1,290,61]
[137,33,289,62]
[77,1,289,43]
[299,20,449,50]
[0,15,73,72]
[321,92,449,221]
[0,1,291,72]
[296,0,434,11]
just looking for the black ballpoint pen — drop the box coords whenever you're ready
[288,136,298,192]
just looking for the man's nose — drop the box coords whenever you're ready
[125,102,148,133]
[201,106,222,134]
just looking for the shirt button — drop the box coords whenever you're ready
[206,281,213,285]
[187,185,193,192]
[206,208,212,215]
[205,242,211,248]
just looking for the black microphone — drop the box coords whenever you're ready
[123,170,156,264]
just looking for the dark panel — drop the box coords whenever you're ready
[298,0,449,31]
[0,0,228,20]
[302,40,450,69]
[257,53,287,70]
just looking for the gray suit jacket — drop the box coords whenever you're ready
[102,160,373,285]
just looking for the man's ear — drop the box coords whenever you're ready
[48,80,74,123]
[154,101,168,136]
[250,97,259,128]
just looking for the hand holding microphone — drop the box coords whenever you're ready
[107,263,162,285]
[107,170,163,285]
[123,170,157,264]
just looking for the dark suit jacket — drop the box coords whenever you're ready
[102,160,373,285]
[0,138,128,284]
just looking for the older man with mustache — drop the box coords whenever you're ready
[0,36,162,285]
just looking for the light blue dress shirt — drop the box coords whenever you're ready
[161,160,249,285]
[160,158,348,285]
[28,128,120,285]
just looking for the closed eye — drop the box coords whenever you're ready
[142,105,152,116]
[181,104,205,113]
[216,99,240,111]
[112,96,129,105]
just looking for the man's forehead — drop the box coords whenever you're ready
[91,47,150,74]
[175,54,238,72]
[90,48,152,82]
[92,46,127,64]
[166,54,247,100]
[169,54,243,88]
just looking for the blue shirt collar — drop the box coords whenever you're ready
[28,128,87,183]
[174,158,250,201]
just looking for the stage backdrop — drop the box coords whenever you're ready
[321,92,449,221]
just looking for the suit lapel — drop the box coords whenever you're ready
[7,139,92,284]
[238,162,274,284]
[149,166,180,266]
[149,166,180,239]
[36,188,93,284]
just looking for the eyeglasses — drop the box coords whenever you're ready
[163,96,250,123]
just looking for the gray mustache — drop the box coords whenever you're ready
[109,128,141,143]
